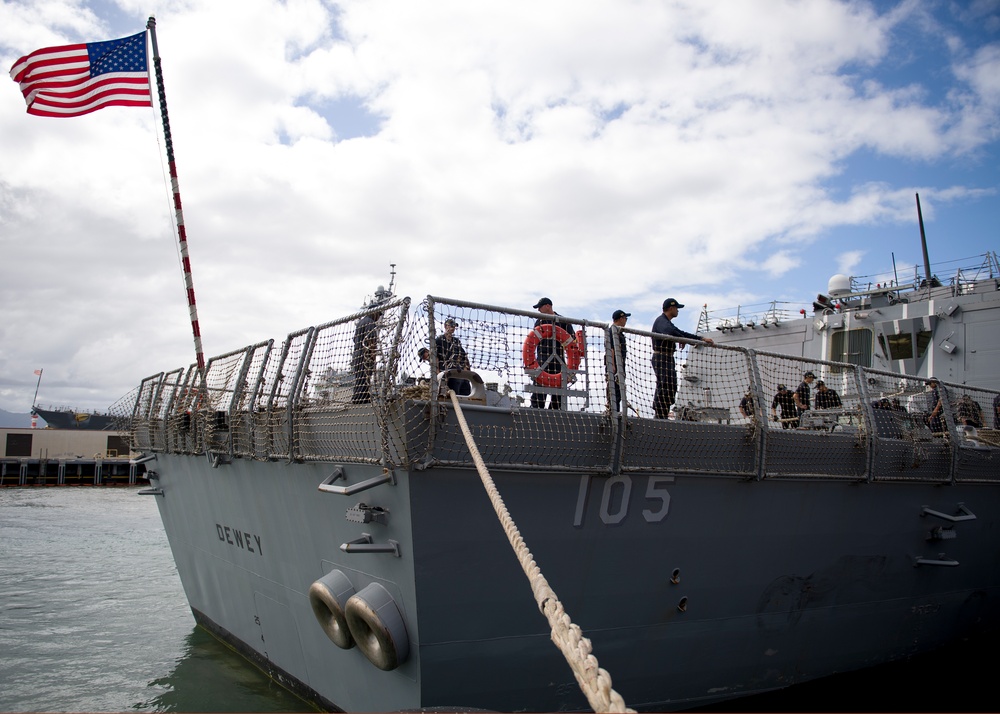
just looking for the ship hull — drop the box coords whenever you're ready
[147,417,1000,711]
[130,286,1000,711]
[32,407,117,430]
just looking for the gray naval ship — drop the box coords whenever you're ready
[125,252,1000,711]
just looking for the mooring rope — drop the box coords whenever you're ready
[447,391,634,713]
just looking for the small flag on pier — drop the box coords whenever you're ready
[9,31,151,117]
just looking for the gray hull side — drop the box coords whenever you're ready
[149,455,420,712]
[32,407,117,430]
[409,467,1000,710]
[148,448,1000,712]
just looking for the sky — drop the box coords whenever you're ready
[1,0,998,414]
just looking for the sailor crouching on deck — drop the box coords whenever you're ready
[814,380,842,410]
[771,385,798,428]
[651,298,714,419]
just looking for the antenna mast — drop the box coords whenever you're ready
[915,193,933,287]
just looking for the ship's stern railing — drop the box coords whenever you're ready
[124,295,1000,484]
[128,298,412,467]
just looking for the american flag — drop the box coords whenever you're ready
[9,31,151,118]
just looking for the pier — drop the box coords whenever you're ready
[0,427,148,487]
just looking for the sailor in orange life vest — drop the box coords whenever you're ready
[651,298,714,418]
[529,298,577,410]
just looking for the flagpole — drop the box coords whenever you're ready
[146,16,206,375]
[31,369,43,408]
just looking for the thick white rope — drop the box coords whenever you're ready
[448,391,634,713]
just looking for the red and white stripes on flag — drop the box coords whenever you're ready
[9,31,151,118]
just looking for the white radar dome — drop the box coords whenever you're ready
[828,274,852,297]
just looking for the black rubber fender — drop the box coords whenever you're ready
[308,569,356,649]
[345,582,410,670]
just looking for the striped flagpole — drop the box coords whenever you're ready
[146,16,205,374]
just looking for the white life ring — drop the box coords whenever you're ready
[345,582,410,670]
[308,569,356,649]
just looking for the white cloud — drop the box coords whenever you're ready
[762,251,802,277]
[1,0,997,410]
[954,42,1000,109]
[837,250,866,275]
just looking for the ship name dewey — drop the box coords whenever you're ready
[216,523,263,556]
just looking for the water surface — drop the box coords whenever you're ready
[0,487,306,712]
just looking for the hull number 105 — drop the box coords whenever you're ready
[573,474,674,527]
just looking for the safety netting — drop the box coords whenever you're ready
[122,295,1000,484]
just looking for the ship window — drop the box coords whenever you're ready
[830,329,873,370]
[915,330,932,358]
[884,332,913,360]
[876,329,933,361]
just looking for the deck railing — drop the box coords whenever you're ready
[121,295,1000,484]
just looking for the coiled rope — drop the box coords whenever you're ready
[448,390,634,713]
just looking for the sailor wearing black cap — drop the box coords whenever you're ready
[771,384,798,428]
[435,317,470,371]
[610,309,631,412]
[530,298,576,410]
[814,380,842,410]
[794,371,816,414]
[351,304,384,404]
[926,378,945,433]
[651,298,714,418]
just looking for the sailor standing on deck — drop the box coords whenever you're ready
[651,298,714,419]
[794,371,815,415]
[530,298,577,410]
[435,318,471,371]
[351,304,382,404]
[610,309,630,413]
[926,378,945,433]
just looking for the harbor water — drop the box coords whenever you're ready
[0,486,992,713]
[0,487,305,713]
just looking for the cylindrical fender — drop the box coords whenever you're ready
[345,582,410,670]
[308,569,356,649]
[522,323,577,388]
